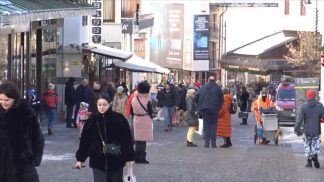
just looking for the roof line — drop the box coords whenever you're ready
[228,31,282,54]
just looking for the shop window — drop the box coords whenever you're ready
[0,36,8,80]
[103,0,115,22]
[284,0,290,15]
[300,0,306,16]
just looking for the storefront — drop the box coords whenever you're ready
[0,0,95,98]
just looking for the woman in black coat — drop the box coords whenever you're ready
[239,86,250,125]
[75,94,134,182]
[0,82,44,182]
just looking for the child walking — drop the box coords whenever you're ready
[76,102,91,137]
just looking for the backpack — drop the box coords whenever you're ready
[229,102,237,114]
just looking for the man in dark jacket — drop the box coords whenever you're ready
[65,77,76,128]
[294,90,324,168]
[196,76,224,148]
[160,82,179,131]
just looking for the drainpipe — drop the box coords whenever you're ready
[219,6,227,84]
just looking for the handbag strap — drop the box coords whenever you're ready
[96,120,106,146]
[136,96,149,114]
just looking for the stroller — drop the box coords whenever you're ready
[254,107,281,145]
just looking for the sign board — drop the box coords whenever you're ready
[193,15,209,60]
[91,0,103,44]
[121,18,133,34]
[294,77,320,122]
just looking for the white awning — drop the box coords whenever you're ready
[115,55,170,74]
[89,44,133,61]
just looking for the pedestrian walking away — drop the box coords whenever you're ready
[239,86,249,125]
[65,77,76,128]
[42,82,59,135]
[184,89,199,147]
[294,90,324,168]
[217,87,233,148]
[131,81,154,164]
[160,82,179,132]
[196,75,224,148]
[75,94,134,182]
[0,81,44,182]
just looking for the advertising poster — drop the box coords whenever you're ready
[193,15,209,60]
[150,3,184,69]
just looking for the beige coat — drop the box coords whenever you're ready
[112,92,128,117]
[131,92,153,141]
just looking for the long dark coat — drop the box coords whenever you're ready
[0,99,44,182]
[76,107,134,172]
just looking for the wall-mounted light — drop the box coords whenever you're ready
[306,0,311,4]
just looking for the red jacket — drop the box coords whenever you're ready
[125,92,135,118]
[43,90,59,108]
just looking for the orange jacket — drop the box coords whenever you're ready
[217,94,233,137]
[253,97,274,125]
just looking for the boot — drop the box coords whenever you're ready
[186,140,198,147]
[134,152,141,163]
[312,155,320,168]
[48,128,53,135]
[305,159,312,168]
[220,138,230,148]
[139,152,149,164]
[226,137,232,147]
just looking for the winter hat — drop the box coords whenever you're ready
[117,86,124,93]
[137,81,150,94]
[306,90,316,100]
[222,87,230,94]
[80,102,89,108]
[48,83,55,90]
[187,89,196,97]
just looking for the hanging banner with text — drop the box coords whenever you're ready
[193,15,209,60]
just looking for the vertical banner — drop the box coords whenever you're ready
[150,3,184,69]
[91,0,103,44]
[193,15,209,60]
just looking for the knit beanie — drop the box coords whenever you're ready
[306,90,316,100]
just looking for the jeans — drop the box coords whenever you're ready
[65,105,74,125]
[47,108,57,128]
[202,110,219,146]
[163,106,176,128]
[93,168,123,182]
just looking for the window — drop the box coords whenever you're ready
[103,0,115,22]
[284,0,290,15]
[278,89,296,101]
[300,0,306,16]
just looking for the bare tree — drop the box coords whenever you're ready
[284,31,322,77]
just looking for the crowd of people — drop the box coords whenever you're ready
[0,75,324,181]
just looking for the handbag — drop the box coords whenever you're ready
[96,120,121,156]
[123,163,136,182]
[229,102,237,114]
[238,112,249,119]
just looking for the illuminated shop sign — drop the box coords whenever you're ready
[193,15,209,60]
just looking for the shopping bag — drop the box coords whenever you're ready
[195,118,203,135]
[123,163,136,182]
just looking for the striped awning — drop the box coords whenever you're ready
[0,0,96,24]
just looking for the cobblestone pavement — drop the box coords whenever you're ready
[38,114,324,182]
